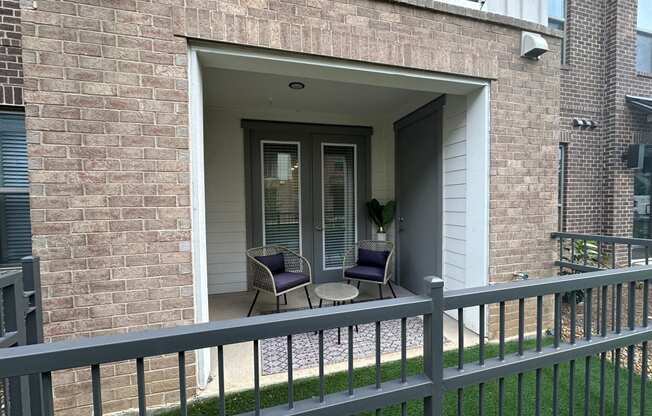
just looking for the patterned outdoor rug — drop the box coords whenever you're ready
[260,316,444,375]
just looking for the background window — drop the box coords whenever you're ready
[638,1,652,73]
[0,113,31,264]
[549,0,566,63]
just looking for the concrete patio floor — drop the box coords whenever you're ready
[200,282,477,396]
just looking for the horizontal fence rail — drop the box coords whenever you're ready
[2,266,652,415]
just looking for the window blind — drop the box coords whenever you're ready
[0,113,31,264]
[262,142,301,254]
[322,145,356,269]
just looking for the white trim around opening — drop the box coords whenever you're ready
[188,42,491,388]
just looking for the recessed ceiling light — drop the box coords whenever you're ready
[288,81,305,90]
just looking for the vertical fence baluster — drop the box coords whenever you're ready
[516,298,524,416]
[535,295,543,416]
[627,282,636,416]
[627,244,632,267]
[178,352,187,416]
[479,304,485,416]
[349,325,354,398]
[641,342,648,416]
[584,288,592,416]
[647,246,650,265]
[569,290,576,416]
[288,335,294,409]
[136,357,146,416]
[253,340,260,415]
[91,364,102,416]
[318,330,324,403]
[41,372,53,416]
[571,238,576,266]
[218,345,225,416]
[553,292,561,416]
[600,285,608,416]
[375,321,381,416]
[644,279,650,327]
[498,301,505,416]
[614,284,623,416]
[457,308,464,416]
[400,317,407,416]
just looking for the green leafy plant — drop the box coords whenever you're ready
[366,199,396,233]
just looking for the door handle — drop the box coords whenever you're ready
[315,225,323,231]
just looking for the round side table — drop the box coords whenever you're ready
[314,282,360,344]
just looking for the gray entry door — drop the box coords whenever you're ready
[395,98,444,295]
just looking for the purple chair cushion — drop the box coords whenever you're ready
[273,272,310,293]
[357,248,390,269]
[255,253,285,274]
[344,265,385,282]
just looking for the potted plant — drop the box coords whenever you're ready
[366,198,396,241]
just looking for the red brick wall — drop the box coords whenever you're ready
[0,0,22,106]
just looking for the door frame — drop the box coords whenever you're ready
[394,96,446,291]
[242,120,373,286]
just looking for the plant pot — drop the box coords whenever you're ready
[376,232,387,241]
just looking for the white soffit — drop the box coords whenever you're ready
[193,43,488,96]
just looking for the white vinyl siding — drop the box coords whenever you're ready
[439,0,547,25]
[442,95,467,291]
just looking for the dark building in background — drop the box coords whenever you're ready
[558,0,652,242]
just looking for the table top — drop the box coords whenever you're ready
[314,282,359,302]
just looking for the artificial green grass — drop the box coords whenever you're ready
[161,338,652,415]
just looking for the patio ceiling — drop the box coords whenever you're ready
[202,67,440,118]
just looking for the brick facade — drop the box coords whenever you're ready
[20,0,560,413]
[0,0,23,106]
[561,0,652,239]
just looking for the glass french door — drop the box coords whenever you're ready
[245,122,369,283]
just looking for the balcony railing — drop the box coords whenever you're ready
[552,232,652,273]
[2,264,652,415]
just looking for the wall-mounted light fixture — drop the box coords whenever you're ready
[573,118,598,129]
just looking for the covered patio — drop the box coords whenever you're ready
[188,43,490,391]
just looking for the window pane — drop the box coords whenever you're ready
[262,142,301,254]
[322,145,356,269]
[0,113,31,263]
[639,0,652,33]
[549,0,565,20]
[638,31,652,73]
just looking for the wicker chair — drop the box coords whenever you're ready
[342,240,396,298]
[245,245,313,317]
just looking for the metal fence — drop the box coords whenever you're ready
[552,231,652,273]
[0,257,44,416]
[0,266,651,415]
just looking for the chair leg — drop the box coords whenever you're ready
[378,284,384,300]
[247,290,260,317]
[304,286,313,309]
[388,281,397,299]
[284,294,288,305]
[357,281,361,289]
[276,296,280,313]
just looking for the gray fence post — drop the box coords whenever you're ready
[22,257,44,415]
[423,276,444,416]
